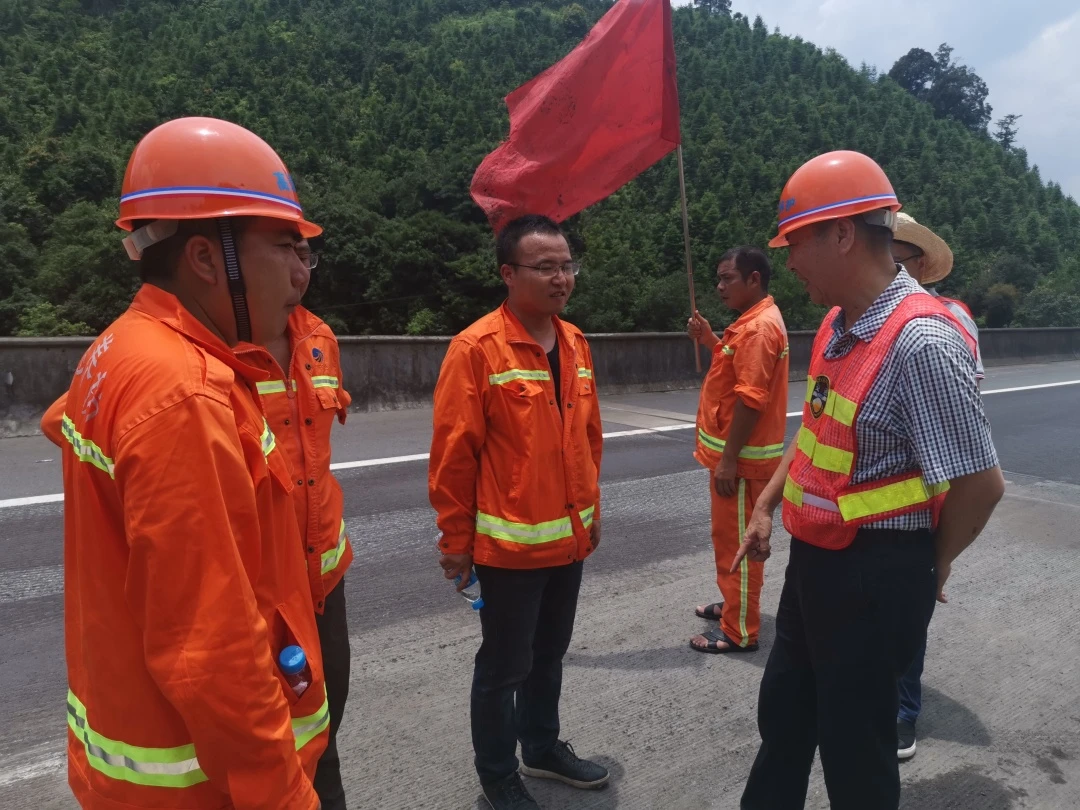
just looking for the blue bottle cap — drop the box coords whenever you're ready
[471,597,485,611]
[279,645,306,675]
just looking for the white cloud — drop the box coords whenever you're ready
[671,0,1080,199]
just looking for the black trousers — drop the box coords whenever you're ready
[741,530,937,810]
[471,561,583,785]
[313,578,351,810]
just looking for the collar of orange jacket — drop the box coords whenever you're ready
[499,300,573,348]
[727,294,776,334]
[286,305,326,343]
[129,283,273,385]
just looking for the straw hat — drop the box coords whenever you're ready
[893,212,953,285]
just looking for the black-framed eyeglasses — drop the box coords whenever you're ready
[893,252,922,265]
[511,261,580,278]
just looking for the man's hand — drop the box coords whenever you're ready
[935,559,951,604]
[439,553,473,591]
[713,456,739,499]
[687,310,719,350]
[731,507,772,571]
[590,519,601,551]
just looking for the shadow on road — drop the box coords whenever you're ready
[566,614,776,672]
[901,765,1024,810]
[919,685,993,747]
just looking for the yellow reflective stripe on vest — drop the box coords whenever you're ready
[804,378,857,426]
[61,414,116,479]
[577,368,593,379]
[837,478,950,522]
[292,690,331,751]
[67,690,207,788]
[783,475,803,507]
[256,379,298,395]
[488,369,551,386]
[260,419,276,457]
[779,345,790,359]
[721,345,735,356]
[311,376,339,390]
[321,520,349,575]
[476,506,595,545]
[697,428,784,460]
[796,426,854,475]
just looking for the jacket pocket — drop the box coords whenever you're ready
[268,602,323,708]
[315,386,339,410]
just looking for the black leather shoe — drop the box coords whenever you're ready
[520,740,609,789]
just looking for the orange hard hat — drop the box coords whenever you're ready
[769,150,900,248]
[117,116,321,257]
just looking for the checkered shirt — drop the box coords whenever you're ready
[823,269,999,530]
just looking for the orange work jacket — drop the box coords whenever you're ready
[41,285,327,810]
[429,303,603,569]
[236,306,353,612]
[694,296,790,480]
[782,294,978,550]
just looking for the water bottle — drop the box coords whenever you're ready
[454,570,484,611]
[279,645,310,697]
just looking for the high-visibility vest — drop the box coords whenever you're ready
[782,293,978,550]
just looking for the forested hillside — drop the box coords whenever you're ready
[2,0,1079,337]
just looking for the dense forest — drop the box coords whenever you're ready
[2,0,1079,337]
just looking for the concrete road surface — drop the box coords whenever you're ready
[2,361,1079,809]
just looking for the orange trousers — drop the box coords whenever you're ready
[710,474,767,648]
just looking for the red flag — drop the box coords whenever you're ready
[471,0,681,232]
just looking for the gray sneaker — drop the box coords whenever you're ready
[482,773,541,810]
[520,740,610,790]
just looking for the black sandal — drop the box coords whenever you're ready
[694,602,724,620]
[689,628,759,654]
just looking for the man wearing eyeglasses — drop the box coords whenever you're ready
[235,240,355,810]
[430,214,607,810]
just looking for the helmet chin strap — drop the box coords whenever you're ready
[217,219,252,344]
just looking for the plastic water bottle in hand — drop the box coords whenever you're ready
[279,645,310,697]
[455,571,484,611]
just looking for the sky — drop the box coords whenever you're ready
[672,0,1080,201]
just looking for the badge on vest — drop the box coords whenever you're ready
[810,375,831,419]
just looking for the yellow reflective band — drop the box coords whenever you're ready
[577,368,593,379]
[321,521,349,575]
[779,345,790,359]
[292,690,331,751]
[61,414,115,479]
[697,429,784,460]
[737,478,750,648]
[783,475,803,508]
[256,379,298,395]
[804,381,857,426]
[67,690,206,788]
[796,427,854,475]
[488,369,551,386]
[721,345,735,356]
[476,507,594,545]
[837,478,950,522]
[311,376,339,390]
[260,419,276,457]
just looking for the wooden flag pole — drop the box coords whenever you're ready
[676,144,701,373]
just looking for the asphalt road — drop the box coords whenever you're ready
[1,361,1079,809]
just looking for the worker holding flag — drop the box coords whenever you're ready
[687,247,789,655]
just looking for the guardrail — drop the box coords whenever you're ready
[2,328,1078,435]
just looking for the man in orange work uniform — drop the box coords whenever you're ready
[429,215,607,810]
[41,118,329,810]
[685,247,789,654]
[235,298,353,808]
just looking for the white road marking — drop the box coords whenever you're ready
[3,378,1078,511]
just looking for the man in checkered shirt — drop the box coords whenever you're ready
[735,151,1005,810]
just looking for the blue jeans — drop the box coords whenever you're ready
[897,600,936,725]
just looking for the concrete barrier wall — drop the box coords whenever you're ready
[2,328,1079,435]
